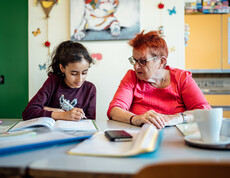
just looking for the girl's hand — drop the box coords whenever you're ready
[131,110,166,129]
[60,108,86,121]
[51,108,86,121]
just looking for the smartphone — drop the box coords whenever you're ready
[105,130,133,142]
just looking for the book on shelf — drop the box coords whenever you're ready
[68,124,162,157]
[7,117,98,133]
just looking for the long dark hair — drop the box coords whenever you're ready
[48,41,93,76]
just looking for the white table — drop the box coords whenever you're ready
[28,120,230,178]
[0,119,230,178]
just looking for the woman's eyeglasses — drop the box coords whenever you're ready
[128,56,158,67]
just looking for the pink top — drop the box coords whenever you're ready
[107,66,211,119]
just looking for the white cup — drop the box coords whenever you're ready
[194,108,223,143]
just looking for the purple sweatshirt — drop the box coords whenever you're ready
[22,74,96,120]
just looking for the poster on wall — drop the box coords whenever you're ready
[70,0,140,41]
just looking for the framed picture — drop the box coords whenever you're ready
[70,0,140,41]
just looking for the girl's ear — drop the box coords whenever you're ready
[59,64,65,73]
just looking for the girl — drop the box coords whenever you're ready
[22,41,96,121]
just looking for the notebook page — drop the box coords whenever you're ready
[68,130,139,156]
[10,117,55,131]
[54,119,97,132]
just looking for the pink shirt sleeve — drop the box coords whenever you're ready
[177,70,211,110]
[107,70,136,119]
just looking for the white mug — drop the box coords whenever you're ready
[194,108,223,143]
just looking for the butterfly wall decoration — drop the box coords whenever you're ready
[169,46,175,53]
[32,28,41,36]
[168,6,176,15]
[38,63,46,70]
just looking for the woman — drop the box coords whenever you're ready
[107,30,211,129]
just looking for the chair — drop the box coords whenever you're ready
[133,162,230,178]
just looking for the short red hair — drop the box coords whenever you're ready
[128,30,168,58]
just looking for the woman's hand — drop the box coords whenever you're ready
[51,108,86,121]
[132,110,185,129]
[110,107,183,129]
[132,110,166,129]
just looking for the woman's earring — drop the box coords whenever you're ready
[62,73,65,77]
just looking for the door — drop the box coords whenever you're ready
[185,14,222,70]
[0,0,28,118]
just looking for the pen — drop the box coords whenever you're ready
[63,99,87,119]
[63,99,74,110]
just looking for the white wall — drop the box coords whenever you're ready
[29,0,185,121]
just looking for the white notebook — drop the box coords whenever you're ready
[8,117,98,132]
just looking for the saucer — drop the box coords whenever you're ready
[184,133,230,150]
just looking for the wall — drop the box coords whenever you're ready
[0,0,28,118]
[29,0,185,121]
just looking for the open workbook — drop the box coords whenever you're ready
[8,117,98,132]
[68,124,161,157]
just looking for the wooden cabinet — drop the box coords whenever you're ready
[185,14,230,72]
[204,95,230,118]
[222,14,230,70]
